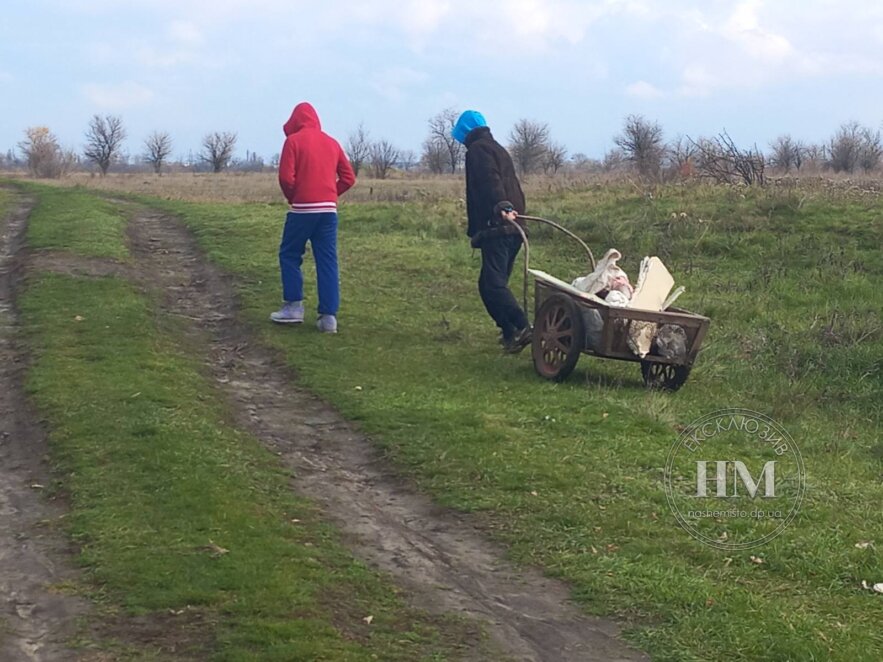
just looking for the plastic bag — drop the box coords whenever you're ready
[571,249,633,298]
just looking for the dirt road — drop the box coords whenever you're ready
[0,192,89,661]
[122,208,647,662]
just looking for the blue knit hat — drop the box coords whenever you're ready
[452,110,487,144]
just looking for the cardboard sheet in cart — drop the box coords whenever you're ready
[629,257,675,311]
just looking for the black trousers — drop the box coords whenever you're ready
[478,235,528,340]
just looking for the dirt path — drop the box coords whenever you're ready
[0,193,90,661]
[122,208,649,662]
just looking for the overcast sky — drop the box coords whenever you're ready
[2,0,882,163]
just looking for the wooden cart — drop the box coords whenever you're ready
[512,216,710,391]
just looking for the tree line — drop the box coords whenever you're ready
[10,115,243,178]
[5,110,882,185]
[345,108,569,179]
[609,115,883,186]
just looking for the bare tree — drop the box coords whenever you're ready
[509,119,550,175]
[18,126,74,178]
[542,142,567,174]
[570,152,589,169]
[692,137,727,181]
[826,121,863,173]
[426,107,463,174]
[602,148,625,173]
[399,149,417,172]
[769,134,804,173]
[83,114,126,176]
[200,131,237,173]
[801,143,826,172]
[421,137,447,174]
[143,131,173,175]
[570,153,602,173]
[858,126,882,172]
[614,114,665,180]
[691,131,766,186]
[667,135,698,178]
[345,123,371,176]
[369,139,399,179]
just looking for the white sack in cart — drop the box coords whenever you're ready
[571,248,633,301]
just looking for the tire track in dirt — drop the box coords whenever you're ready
[0,191,91,661]
[27,253,132,280]
[125,208,649,662]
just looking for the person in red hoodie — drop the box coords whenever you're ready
[271,102,356,333]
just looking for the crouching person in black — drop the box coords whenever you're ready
[452,110,531,353]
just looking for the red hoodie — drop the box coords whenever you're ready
[278,103,356,213]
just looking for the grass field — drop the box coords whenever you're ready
[8,177,883,660]
[0,189,11,221]
[13,188,491,660]
[18,182,131,259]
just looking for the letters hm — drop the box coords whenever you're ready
[695,460,776,498]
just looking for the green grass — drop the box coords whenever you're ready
[18,182,130,259]
[10,179,882,660]
[0,187,11,216]
[11,181,492,660]
[20,273,488,661]
[141,182,883,661]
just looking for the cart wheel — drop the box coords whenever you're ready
[640,361,691,391]
[532,295,584,382]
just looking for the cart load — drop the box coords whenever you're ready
[510,216,710,391]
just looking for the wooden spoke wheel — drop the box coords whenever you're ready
[532,295,584,382]
[640,360,691,391]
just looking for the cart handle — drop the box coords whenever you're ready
[517,215,596,271]
[503,215,596,326]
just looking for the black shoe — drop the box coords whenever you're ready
[503,327,532,354]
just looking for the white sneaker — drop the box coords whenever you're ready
[270,301,305,324]
[316,314,338,334]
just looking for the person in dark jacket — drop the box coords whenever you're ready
[452,110,531,353]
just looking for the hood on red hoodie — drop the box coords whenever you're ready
[283,102,321,136]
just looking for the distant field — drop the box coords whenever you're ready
[4,168,881,205]
[37,171,466,203]
[6,169,650,203]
